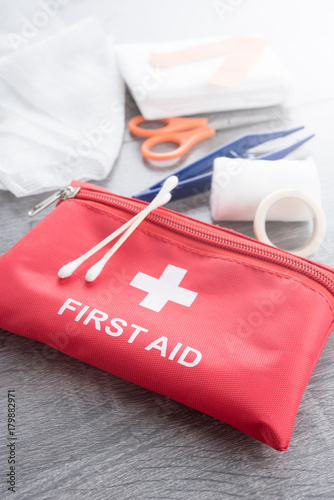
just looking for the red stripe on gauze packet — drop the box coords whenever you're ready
[149,35,267,87]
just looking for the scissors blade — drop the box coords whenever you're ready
[208,106,285,131]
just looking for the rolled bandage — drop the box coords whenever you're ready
[210,157,321,221]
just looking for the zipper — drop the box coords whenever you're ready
[28,186,81,217]
[29,185,334,296]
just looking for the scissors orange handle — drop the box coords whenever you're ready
[141,127,216,161]
[128,115,209,138]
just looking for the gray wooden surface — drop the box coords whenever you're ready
[1,1,334,498]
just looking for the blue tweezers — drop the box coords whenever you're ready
[133,126,314,202]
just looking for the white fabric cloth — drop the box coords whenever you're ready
[210,157,321,221]
[0,14,124,196]
[115,35,295,120]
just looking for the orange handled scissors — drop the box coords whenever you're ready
[128,107,280,161]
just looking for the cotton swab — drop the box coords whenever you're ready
[58,211,143,278]
[58,176,178,280]
[85,178,178,281]
[85,191,172,282]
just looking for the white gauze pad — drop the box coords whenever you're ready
[210,157,321,222]
[115,35,294,120]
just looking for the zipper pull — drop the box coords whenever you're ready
[28,186,81,217]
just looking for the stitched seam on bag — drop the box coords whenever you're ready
[253,314,334,452]
[278,316,334,452]
[73,200,334,315]
[271,312,334,451]
[307,316,334,381]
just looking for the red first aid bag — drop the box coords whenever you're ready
[1,180,333,451]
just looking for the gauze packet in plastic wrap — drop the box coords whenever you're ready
[115,35,295,119]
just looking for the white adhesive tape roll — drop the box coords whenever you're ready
[253,189,326,258]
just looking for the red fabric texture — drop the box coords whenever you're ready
[0,183,333,451]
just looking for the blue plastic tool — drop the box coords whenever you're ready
[133,126,314,202]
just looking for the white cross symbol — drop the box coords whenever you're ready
[129,264,198,312]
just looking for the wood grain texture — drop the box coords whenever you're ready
[1,0,334,498]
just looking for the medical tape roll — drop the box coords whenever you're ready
[210,157,321,221]
[253,189,326,258]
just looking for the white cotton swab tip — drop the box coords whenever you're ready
[156,192,172,207]
[85,258,107,282]
[58,256,84,278]
[159,175,179,197]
